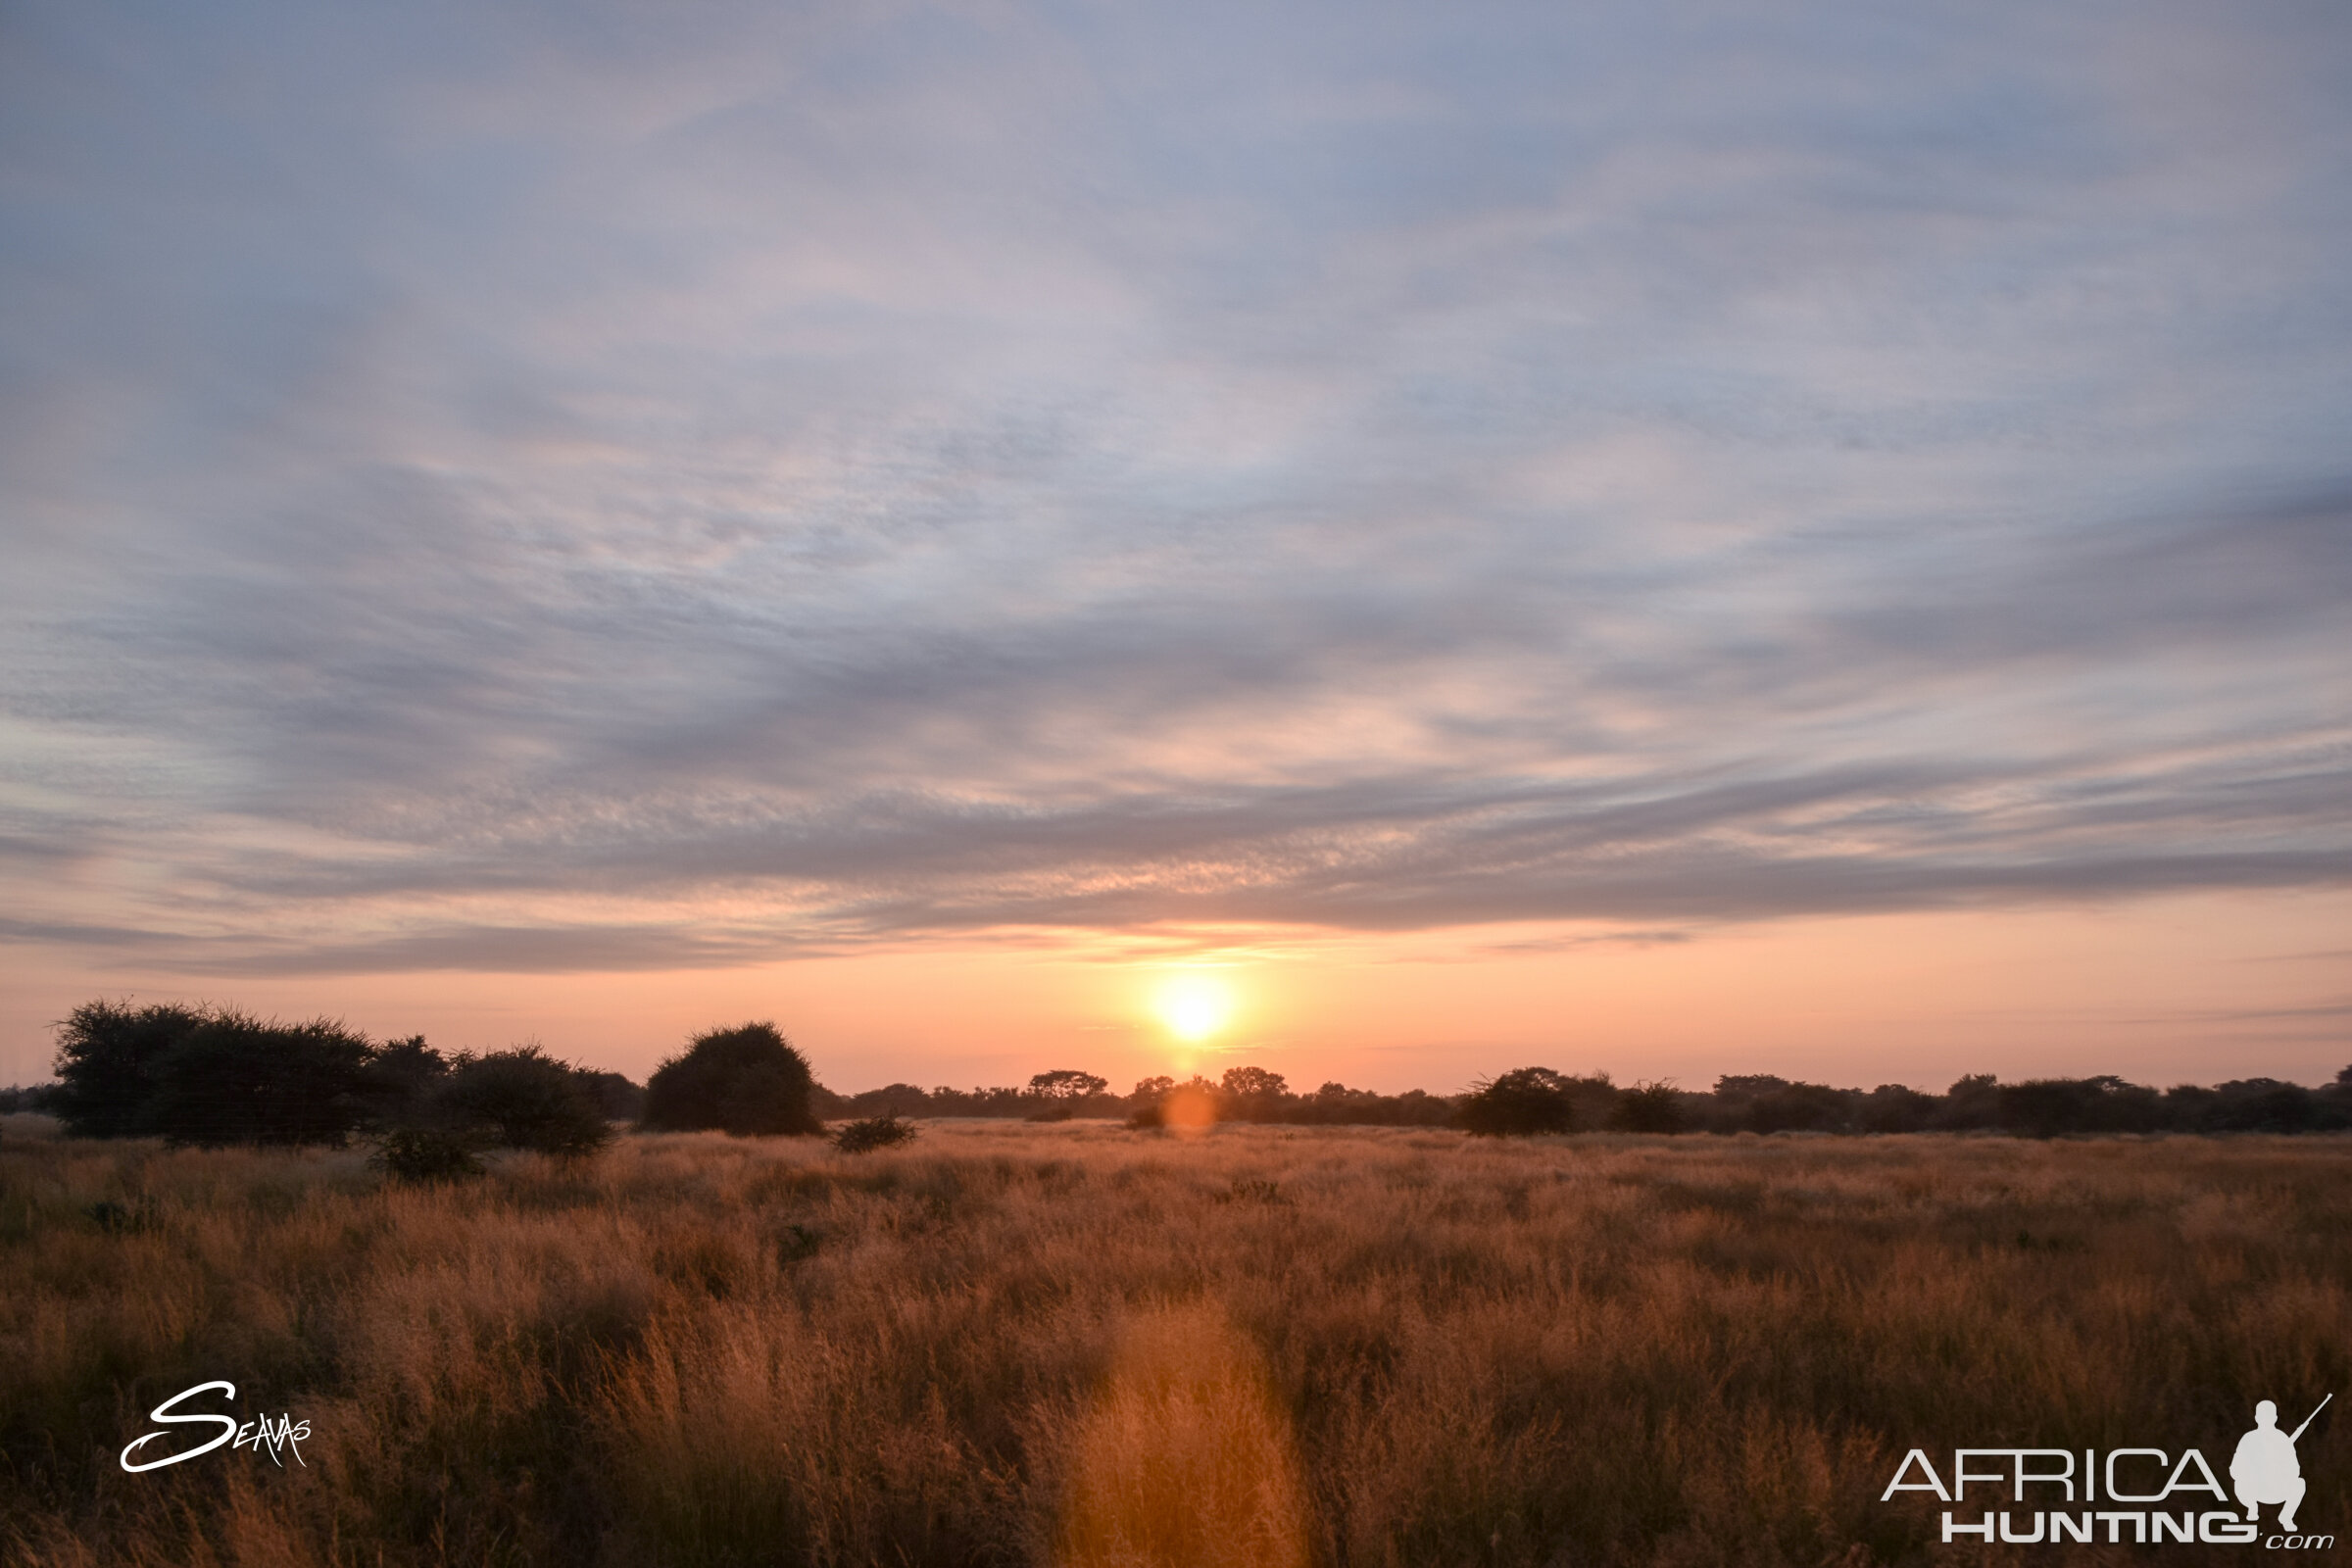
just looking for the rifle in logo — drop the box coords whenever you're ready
[2234,1395,2330,1534]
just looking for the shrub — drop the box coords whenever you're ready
[642,1021,823,1137]
[577,1068,647,1122]
[1456,1066,1580,1136]
[359,1034,452,1131]
[1995,1075,2165,1137]
[833,1115,918,1153]
[370,1127,485,1183]
[438,1047,614,1156]
[1743,1082,1852,1135]
[1858,1084,1938,1133]
[2196,1078,2335,1133]
[138,1011,377,1148]
[1935,1073,2001,1130]
[1609,1080,1689,1134]
[49,1001,210,1138]
[0,1083,61,1114]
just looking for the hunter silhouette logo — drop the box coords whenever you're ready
[2234,1396,2328,1535]
[1880,1394,2332,1548]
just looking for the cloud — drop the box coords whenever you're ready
[2,0,2350,973]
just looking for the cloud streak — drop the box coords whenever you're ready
[2,0,2349,975]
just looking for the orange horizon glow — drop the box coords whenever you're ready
[2,889,2347,1099]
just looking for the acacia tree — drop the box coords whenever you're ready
[1220,1066,1288,1100]
[138,1011,376,1148]
[1028,1069,1108,1100]
[1456,1066,1581,1136]
[49,1001,210,1138]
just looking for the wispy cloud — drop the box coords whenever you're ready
[3,0,2349,975]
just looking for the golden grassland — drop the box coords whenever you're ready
[2,1112,2347,1567]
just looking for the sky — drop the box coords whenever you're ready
[2,0,2348,1096]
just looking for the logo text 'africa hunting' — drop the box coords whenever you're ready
[1881,1396,2329,1548]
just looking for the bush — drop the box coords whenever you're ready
[358,1035,452,1131]
[833,1115,918,1153]
[139,1011,377,1148]
[1858,1084,1938,1133]
[577,1068,647,1122]
[642,1021,823,1137]
[438,1047,614,1157]
[370,1128,485,1183]
[1609,1081,1689,1134]
[49,1001,210,1138]
[1743,1082,1852,1135]
[1456,1067,1580,1136]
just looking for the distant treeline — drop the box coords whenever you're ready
[1450,1067,2352,1137]
[838,1065,2352,1137]
[818,1067,1458,1127]
[6,999,2350,1145]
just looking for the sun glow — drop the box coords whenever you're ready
[1154,974,1234,1042]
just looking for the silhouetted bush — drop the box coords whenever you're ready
[577,1069,646,1122]
[1995,1076,2163,1137]
[1745,1082,1853,1134]
[1934,1073,2002,1131]
[834,1082,931,1118]
[833,1115,918,1153]
[2193,1078,2338,1133]
[1858,1084,1938,1133]
[139,1011,377,1148]
[370,1127,484,1183]
[49,1001,211,1138]
[358,1034,451,1131]
[438,1046,614,1156]
[1457,1067,1581,1136]
[1609,1080,1689,1134]
[642,1021,823,1137]
[0,1083,60,1114]
[1123,1075,1176,1127]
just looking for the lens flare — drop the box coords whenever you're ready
[1154,975,1233,1042]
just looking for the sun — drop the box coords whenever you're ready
[1154,974,1234,1042]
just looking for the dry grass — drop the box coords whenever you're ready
[2,1111,2348,1566]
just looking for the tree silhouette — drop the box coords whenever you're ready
[641,1021,822,1137]
[1456,1066,1580,1136]
[1220,1066,1288,1100]
[50,1001,209,1138]
[438,1046,613,1156]
[138,1011,376,1148]
[1029,1069,1108,1100]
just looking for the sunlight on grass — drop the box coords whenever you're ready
[1054,1301,1310,1568]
